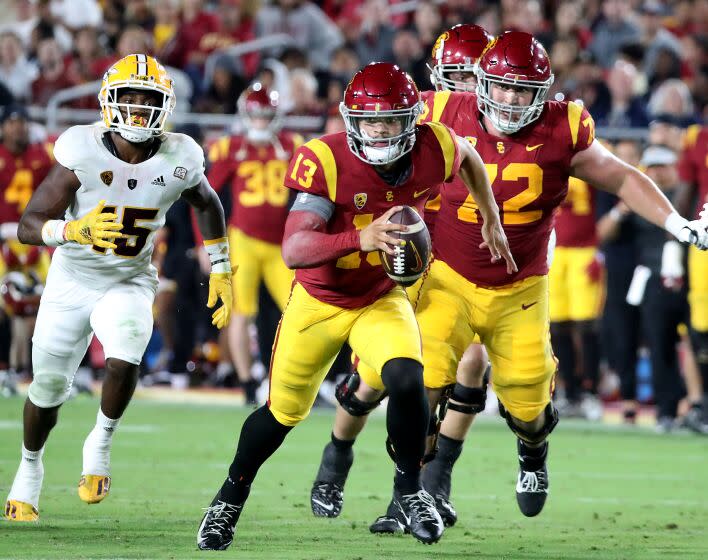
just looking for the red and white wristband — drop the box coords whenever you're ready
[41,219,68,247]
[204,237,232,274]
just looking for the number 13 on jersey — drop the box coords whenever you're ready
[290,153,318,189]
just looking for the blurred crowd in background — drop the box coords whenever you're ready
[0,0,705,122]
[0,0,707,434]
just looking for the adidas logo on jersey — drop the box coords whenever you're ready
[151,176,166,186]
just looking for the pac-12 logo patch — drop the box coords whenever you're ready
[100,171,113,186]
[354,193,367,210]
[128,179,137,190]
[173,166,187,180]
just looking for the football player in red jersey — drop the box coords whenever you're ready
[205,84,303,404]
[0,105,53,397]
[548,177,603,419]
[0,105,54,243]
[358,30,707,526]
[309,24,495,528]
[677,125,708,432]
[197,62,515,550]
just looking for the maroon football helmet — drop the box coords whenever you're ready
[475,31,554,133]
[237,83,281,142]
[1,271,42,317]
[340,62,423,165]
[430,24,493,92]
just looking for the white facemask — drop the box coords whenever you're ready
[246,127,273,143]
[359,130,404,164]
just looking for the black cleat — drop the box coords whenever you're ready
[242,379,259,406]
[197,498,244,551]
[515,440,549,517]
[311,440,353,518]
[370,498,409,535]
[310,481,344,518]
[395,490,444,544]
[433,494,457,527]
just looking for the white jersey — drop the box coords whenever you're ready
[51,124,204,289]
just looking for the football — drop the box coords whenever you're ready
[379,206,432,286]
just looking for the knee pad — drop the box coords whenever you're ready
[27,373,71,408]
[335,373,386,417]
[498,402,559,445]
[381,357,424,396]
[447,380,488,415]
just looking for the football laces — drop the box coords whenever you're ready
[392,244,406,275]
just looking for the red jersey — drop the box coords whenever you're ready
[554,177,597,247]
[164,11,220,69]
[418,90,456,241]
[677,125,708,219]
[283,122,460,308]
[420,91,595,287]
[207,133,303,245]
[0,142,54,225]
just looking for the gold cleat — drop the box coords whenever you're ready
[78,475,111,504]
[4,500,39,521]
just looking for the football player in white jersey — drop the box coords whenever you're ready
[4,54,233,522]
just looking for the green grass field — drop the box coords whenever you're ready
[1,396,707,559]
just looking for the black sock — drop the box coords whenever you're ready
[421,434,463,497]
[381,358,428,495]
[331,433,355,450]
[518,439,548,471]
[393,469,421,496]
[315,433,355,484]
[551,322,578,402]
[580,327,600,394]
[242,379,259,404]
[219,405,292,504]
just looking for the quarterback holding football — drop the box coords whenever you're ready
[196,61,514,551]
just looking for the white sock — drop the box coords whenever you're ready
[82,409,120,476]
[7,444,45,508]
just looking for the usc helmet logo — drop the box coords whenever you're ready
[432,32,450,60]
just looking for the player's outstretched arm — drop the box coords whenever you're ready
[571,140,708,250]
[455,136,517,273]
[182,177,233,329]
[18,163,123,249]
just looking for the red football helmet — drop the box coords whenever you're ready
[340,62,423,165]
[1,271,43,317]
[430,24,493,92]
[476,31,554,133]
[0,242,41,269]
[237,83,281,142]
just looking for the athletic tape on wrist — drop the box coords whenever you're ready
[204,237,231,273]
[41,220,67,247]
